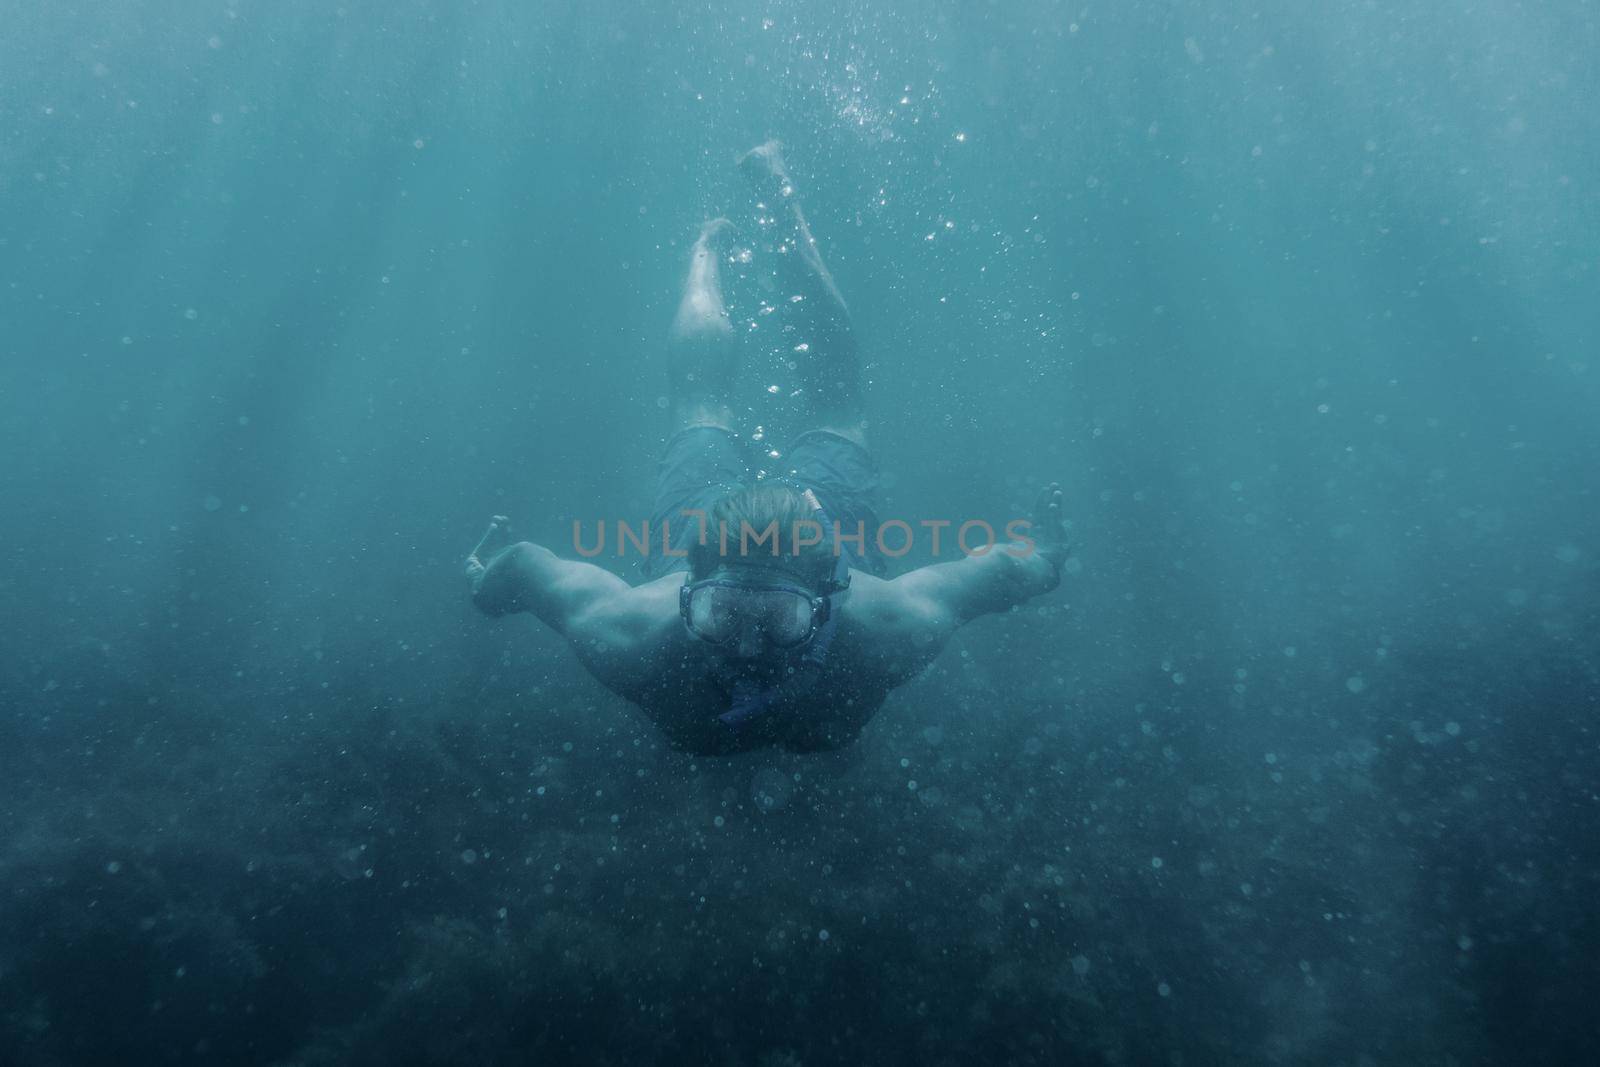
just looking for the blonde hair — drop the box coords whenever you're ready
[688,483,834,584]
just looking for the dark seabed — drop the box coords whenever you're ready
[3,1,1598,1064]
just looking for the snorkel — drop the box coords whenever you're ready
[688,555,850,726]
[679,484,854,727]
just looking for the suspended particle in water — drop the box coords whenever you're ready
[184,308,198,320]
[1345,676,1366,694]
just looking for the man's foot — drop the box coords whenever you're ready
[739,140,795,204]
[694,216,738,257]
[675,219,741,341]
[465,515,513,587]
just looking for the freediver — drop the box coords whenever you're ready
[466,141,1067,754]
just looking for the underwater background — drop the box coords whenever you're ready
[3,0,1598,1063]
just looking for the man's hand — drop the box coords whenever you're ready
[872,479,1069,669]
[1030,481,1069,590]
[465,515,513,596]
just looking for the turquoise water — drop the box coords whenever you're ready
[3,2,1598,1063]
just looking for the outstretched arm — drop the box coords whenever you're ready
[465,516,630,635]
[890,482,1068,629]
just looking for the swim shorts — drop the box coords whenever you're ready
[641,425,885,579]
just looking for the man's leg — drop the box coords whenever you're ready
[740,141,865,445]
[669,218,740,432]
[647,219,753,580]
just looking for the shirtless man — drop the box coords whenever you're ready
[466,142,1066,755]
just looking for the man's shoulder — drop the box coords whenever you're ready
[831,567,956,688]
[568,572,682,649]
[837,569,940,628]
